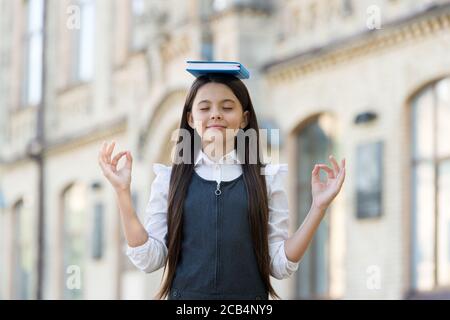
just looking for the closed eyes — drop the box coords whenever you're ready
[200,107,233,111]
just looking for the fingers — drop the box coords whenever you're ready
[340,158,346,179]
[125,151,133,169]
[98,155,112,177]
[338,161,346,183]
[98,141,107,166]
[329,155,340,174]
[335,160,346,191]
[312,164,335,183]
[317,164,335,179]
[105,141,115,164]
[99,141,117,170]
[111,151,127,171]
[311,164,321,183]
[100,141,107,164]
[99,141,133,173]
[312,157,346,181]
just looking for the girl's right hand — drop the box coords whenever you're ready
[98,141,133,192]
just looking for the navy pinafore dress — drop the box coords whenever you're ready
[168,170,268,300]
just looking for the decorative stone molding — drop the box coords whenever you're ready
[160,32,191,64]
[264,5,450,85]
[7,106,38,153]
[138,88,187,158]
[55,83,93,133]
[210,4,272,23]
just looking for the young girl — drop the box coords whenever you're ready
[98,74,345,300]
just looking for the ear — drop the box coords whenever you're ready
[240,111,249,128]
[187,111,194,129]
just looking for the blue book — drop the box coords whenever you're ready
[186,60,250,79]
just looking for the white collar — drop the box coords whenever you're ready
[194,149,241,166]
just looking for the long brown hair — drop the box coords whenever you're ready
[156,74,279,300]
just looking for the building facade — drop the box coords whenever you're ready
[1,0,450,299]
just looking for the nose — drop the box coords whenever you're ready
[210,107,222,120]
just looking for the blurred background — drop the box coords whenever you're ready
[1,0,450,300]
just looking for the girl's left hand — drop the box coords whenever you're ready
[311,155,346,211]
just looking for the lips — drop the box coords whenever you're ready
[207,125,226,129]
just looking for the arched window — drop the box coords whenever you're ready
[71,0,95,82]
[130,0,146,51]
[295,114,334,299]
[411,77,450,292]
[21,0,44,107]
[0,190,6,300]
[12,199,33,299]
[62,183,87,299]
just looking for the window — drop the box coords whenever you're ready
[0,191,5,300]
[12,200,33,299]
[111,0,132,67]
[356,141,383,219]
[131,0,145,17]
[120,191,140,273]
[71,0,95,83]
[130,0,146,51]
[201,33,213,61]
[295,114,333,299]
[21,0,44,107]
[411,77,450,291]
[62,183,87,299]
[341,0,353,17]
[91,202,104,260]
[213,0,228,12]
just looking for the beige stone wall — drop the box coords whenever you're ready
[1,0,449,299]
[263,12,450,298]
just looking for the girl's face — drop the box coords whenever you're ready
[188,82,249,147]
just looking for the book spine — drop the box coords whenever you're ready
[239,66,249,79]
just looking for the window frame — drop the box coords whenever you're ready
[410,77,450,293]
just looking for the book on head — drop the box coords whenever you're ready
[186,60,250,79]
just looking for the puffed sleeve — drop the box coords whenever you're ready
[125,163,171,273]
[263,163,300,280]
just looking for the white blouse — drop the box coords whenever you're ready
[126,149,300,280]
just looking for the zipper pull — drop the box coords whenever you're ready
[215,182,221,196]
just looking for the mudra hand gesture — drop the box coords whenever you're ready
[311,155,346,211]
[98,141,133,192]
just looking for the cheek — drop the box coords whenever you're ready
[226,114,243,129]
[191,112,207,128]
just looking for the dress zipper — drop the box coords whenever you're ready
[214,181,221,290]
[215,181,221,196]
